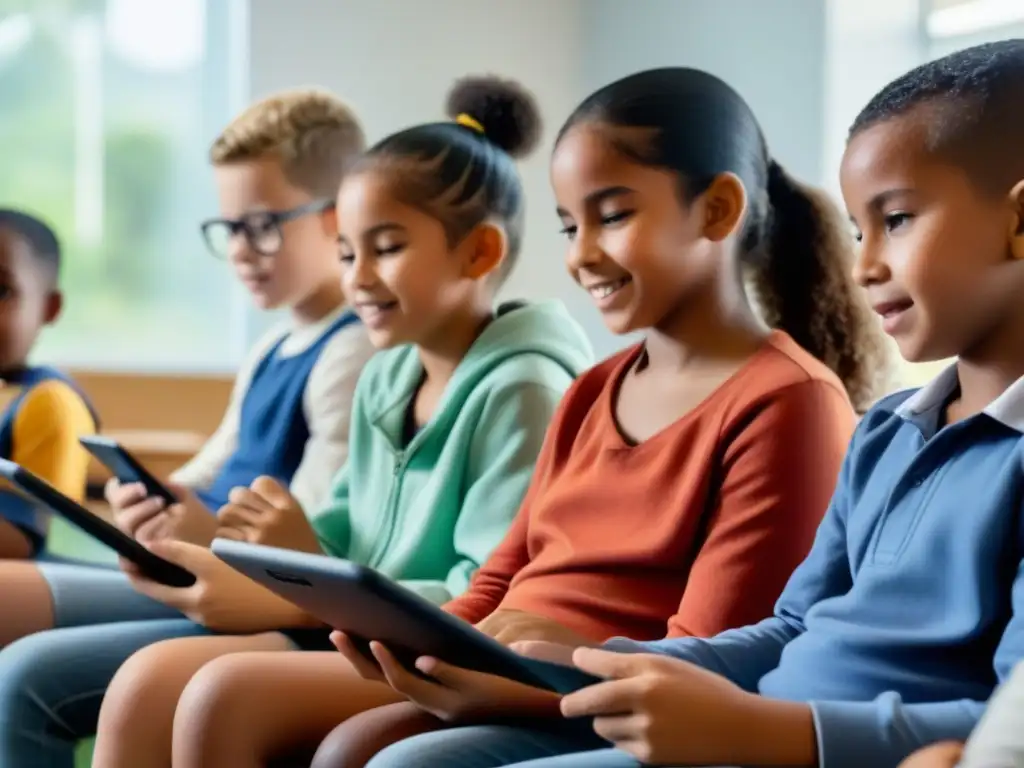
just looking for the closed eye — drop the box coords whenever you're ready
[884,212,913,235]
[376,243,405,256]
[601,210,634,227]
[338,251,355,264]
[559,224,578,242]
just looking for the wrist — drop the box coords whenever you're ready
[732,693,818,767]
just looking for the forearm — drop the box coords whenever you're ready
[734,697,817,767]
[0,517,33,558]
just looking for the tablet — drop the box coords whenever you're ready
[0,459,195,588]
[79,436,178,505]
[211,539,602,695]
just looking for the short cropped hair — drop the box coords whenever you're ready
[850,39,1024,194]
[0,209,60,283]
[210,89,366,198]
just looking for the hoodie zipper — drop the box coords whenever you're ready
[367,449,405,568]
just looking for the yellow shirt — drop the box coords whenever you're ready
[0,379,97,556]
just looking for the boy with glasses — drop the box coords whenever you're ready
[0,89,374,767]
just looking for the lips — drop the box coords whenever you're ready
[240,273,271,291]
[355,299,399,328]
[872,298,914,334]
[584,277,631,301]
[873,299,913,319]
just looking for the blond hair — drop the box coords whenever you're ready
[210,89,365,198]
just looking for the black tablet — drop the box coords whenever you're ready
[0,459,195,588]
[79,435,178,505]
[211,539,601,695]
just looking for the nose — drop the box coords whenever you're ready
[226,233,256,266]
[345,252,378,291]
[564,227,602,275]
[851,236,890,287]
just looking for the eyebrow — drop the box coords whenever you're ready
[337,222,406,244]
[867,188,915,211]
[556,186,636,217]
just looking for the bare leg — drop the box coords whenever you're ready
[171,651,405,768]
[311,702,445,768]
[0,561,54,646]
[92,632,292,768]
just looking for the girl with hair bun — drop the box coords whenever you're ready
[89,76,593,768]
[312,67,888,768]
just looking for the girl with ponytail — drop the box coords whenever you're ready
[311,68,889,768]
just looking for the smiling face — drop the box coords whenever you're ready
[841,112,1022,363]
[335,170,487,350]
[550,123,742,336]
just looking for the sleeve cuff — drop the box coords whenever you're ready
[810,695,976,768]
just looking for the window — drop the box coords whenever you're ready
[926,0,1024,49]
[0,0,254,372]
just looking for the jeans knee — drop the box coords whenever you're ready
[0,634,61,727]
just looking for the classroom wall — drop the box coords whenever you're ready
[248,0,597,345]
[248,0,846,358]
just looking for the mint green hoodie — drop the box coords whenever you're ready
[311,301,592,605]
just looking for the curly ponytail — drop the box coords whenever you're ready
[746,161,890,411]
[560,67,891,412]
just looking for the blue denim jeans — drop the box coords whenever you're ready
[363,723,644,768]
[0,563,209,768]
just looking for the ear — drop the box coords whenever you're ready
[1008,179,1024,261]
[43,290,62,325]
[700,172,748,243]
[462,223,507,281]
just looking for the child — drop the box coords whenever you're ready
[151,68,886,768]
[351,41,1024,768]
[64,75,588,768]
[0,209,98,559]
[0,89,377,764]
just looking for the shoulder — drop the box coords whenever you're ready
[720,332,854,420]
[240,322,291,371]
[14,379,95,434]
[309,323,376,381]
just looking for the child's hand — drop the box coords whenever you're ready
[333,630,561,720]
[330,631,560,723]
[511,640,579,667]
[106,478,217,546]
[216,476,322,553]
[898,742,964,768]
[475,609,596,648]
[560,648,814,767]
[122,539,312,632]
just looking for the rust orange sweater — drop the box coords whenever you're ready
[444,331,856,642]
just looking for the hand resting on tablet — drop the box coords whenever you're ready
[332,630,562,724]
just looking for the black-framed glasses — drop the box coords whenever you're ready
[199,198,335,259]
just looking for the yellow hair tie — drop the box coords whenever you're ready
[456,113,485,135]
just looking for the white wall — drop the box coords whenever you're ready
[247,0,596,343]
[246,0,928,357]
[822,0,924,201]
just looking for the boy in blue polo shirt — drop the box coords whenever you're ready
[347,38,1024,768]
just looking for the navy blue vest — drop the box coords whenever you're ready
[196,311,361,512]
[0,366,100,547]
